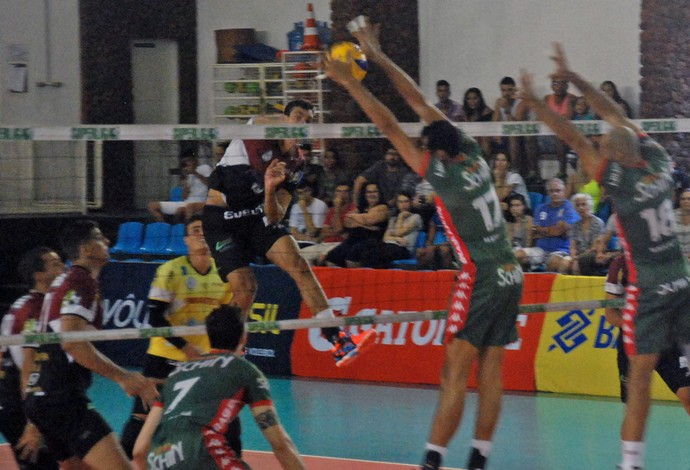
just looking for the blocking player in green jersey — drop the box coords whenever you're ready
[325,16,523,470]
[132,304,305,470]
[520,43,690,470]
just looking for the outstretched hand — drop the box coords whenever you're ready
[549,42,571,80]
[347,15,383,60]
[518,69,539,103]
[322,51,358,87]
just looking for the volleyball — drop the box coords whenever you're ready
[329,41,368,81]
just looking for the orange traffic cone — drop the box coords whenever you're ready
[300,3,321,51]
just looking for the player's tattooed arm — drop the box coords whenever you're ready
[255,409,278,430]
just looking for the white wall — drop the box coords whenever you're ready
[0,1,641,126]
[0,0,81,125]
[419,0,641,115]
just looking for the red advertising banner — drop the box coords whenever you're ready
[291,268,556,390]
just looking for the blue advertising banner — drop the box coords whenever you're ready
[98,262,302,375]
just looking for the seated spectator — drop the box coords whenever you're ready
[674,188,690,261]
[302,180,356,265]
[459,87,493,157]
[541,77,577,176]
[412,178,440,243]
[315,149,348,207]
[671,158,690,208]
[492,76,530,174]
[505,193,534,270]
[572,96,595,121]
[492,151,529,211]
[148,150,212,222]
[557,193,606,275]
[434,79,463,121]
[353,147,420,211]
[289,179,328,249]
[324,182,388,267]
[565,155,602,209]
[599,80,633,118]
[525,178,579,271]
[213,141,230,166]
[346,190,423,268]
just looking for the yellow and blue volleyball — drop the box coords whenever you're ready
[329,41,368,81]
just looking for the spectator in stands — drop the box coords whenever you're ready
[289,179,329,249]
[412,178,441,245]
[459,87,493,157]
[671,158,690,208]
[315,149,348,207]
[599,80,633,118]
[324,182,388,267]
[505,193,534,270]
[565,155,602,210]
[530,178,579,271]
[148,150,212,222]
[492,151,529,211]
[558,193,606,274]
[434,79,462,121]
[572,96,595,121]
[492,76,529,174]
[541,77,577,176]
[674,188,690,261]
[353,147,420,211]
[303,180,357,265]
[213,141,230,166]
[346,190,423,268]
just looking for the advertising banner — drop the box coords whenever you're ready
[535,275,677,400]
[291,269,555,390]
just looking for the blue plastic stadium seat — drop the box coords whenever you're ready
[139,222,172,255]
[433,231,448,245]
[169,186,184,202]
[166,223,188,256]
[109,222,144,254]
[528,192,544,210]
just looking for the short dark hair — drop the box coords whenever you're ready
[500,76,516,86]
[184,215,203,236]
[284,99,313,116]
[421,120,471,156]
[59,220,99,261]
[206,305,245,350]
[17,246,54,286]
[436,80,450,88]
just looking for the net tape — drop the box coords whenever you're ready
[0,299,625,346]
[0,119,685,141]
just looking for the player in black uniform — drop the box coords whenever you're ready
[0,247,63,469]
[202,100,376,367]
[23,220,158,470]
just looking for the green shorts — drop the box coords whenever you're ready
[446,263,523,347]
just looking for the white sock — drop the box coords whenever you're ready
[471,439,493,457]
[315,308,334,319]
[621,440,644,468]
[683,343,690,365]
[424,443,447,457]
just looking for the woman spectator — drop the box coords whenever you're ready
[323,182,388,267]
[599,80,633,118]
[459,87,493,156]
[347,190,423,268]
[674,188,690,261]
[504,193,534,270]
[492,151,529,212]
[559,193,605,275]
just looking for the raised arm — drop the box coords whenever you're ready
[349,16,447,125]
[520,70,601,180]
[550,43,638,132]
[324,53,425,173]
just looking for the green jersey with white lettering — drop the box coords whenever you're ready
[147,353,272,470]
[422,130,516,270]
[598,135,690,286]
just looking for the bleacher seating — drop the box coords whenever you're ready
[170,186,184,202]
[139,222,172,255]
[528,192,544,211]
[109,222,144,254]
[165,223,188,256]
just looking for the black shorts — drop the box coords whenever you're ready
[202,205,289,279]
[616,337,690,402]
[0,398,26,447]
[24,393,112,461]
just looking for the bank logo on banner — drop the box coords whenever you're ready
[548,308,603,353]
